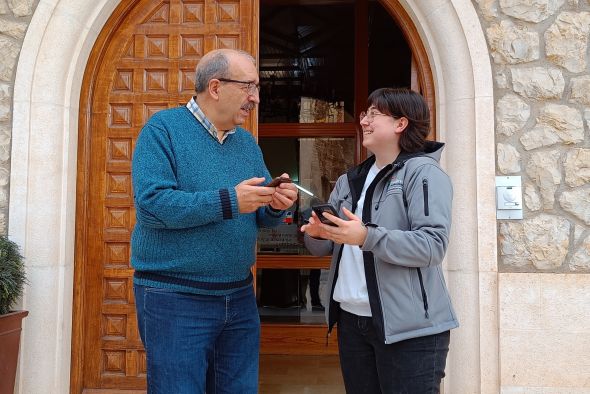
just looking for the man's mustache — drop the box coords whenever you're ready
[242,103,256,111]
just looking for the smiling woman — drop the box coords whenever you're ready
[302,88,457,393]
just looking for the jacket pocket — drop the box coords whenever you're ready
[416,268,430,319]
[422,178,429,216]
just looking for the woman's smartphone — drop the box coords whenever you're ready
[266,176,292,187]
[312,204,339,226]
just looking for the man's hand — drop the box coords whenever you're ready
[302,207,368,246]
[235,177,274,213]
[269,173,298,211]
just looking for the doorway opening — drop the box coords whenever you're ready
[256,0,422,355]
[70,0,434,390]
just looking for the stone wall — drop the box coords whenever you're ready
[0,0,37,234]
[474,0,590,272]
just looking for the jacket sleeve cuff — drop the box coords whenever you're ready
[305,233,329,244]
[360,225,378,251]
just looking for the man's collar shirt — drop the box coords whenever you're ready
[186,96,236,144]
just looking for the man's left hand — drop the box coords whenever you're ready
[269,173,298,211]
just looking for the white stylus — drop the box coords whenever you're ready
[293,183,314,197]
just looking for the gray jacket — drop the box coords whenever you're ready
[305,141,459,344]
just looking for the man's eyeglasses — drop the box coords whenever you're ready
[359,111,390,123]
[218,78,260,95]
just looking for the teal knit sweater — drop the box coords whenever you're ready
[131,107,284,294]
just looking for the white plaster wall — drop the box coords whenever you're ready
[10,0,497,392]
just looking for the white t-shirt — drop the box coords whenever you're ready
[333,163,380,316]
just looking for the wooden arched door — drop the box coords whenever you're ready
[72,0,257,392]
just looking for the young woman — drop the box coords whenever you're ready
[302,88,458,393]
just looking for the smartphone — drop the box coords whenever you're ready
[266,176,293,187]
[312,203,339,226]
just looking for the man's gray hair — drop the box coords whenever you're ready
[195,49,256,93]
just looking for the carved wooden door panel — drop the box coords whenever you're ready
[73,1,257,392]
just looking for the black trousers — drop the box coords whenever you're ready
[337,310,450,394]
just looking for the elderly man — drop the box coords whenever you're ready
[131,49,297,393]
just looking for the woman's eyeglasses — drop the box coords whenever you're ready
[359,111,390,123]
[218,78,260,95]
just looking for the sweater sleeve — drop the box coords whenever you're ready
[257,205,286,228]
[132,121,239,229]
[361,163,453,268]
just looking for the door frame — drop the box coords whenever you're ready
[10,0,497,392]
[71,3,137,393]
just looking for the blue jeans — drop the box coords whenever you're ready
[134,284,260,394]
[337,310,450,394]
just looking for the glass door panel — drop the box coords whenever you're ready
[256,136,354,324]
[257,137,355,256]
[256,268,329,324]
[259,2,355,123]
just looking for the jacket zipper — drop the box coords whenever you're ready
[416,268,430,319]
[362,169,395,343]
[422,178,429,216]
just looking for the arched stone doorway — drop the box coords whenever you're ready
[10,0,496,392]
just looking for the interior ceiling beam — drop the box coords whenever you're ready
[260,78,303,83]
[261,25,298,46]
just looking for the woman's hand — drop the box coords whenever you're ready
[301,207,368,246]
[300,211,329,239]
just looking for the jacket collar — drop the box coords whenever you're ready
[346,141,445,204]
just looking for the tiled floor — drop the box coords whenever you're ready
[259,354,345,393]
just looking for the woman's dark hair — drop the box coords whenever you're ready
[367,88,430,153]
